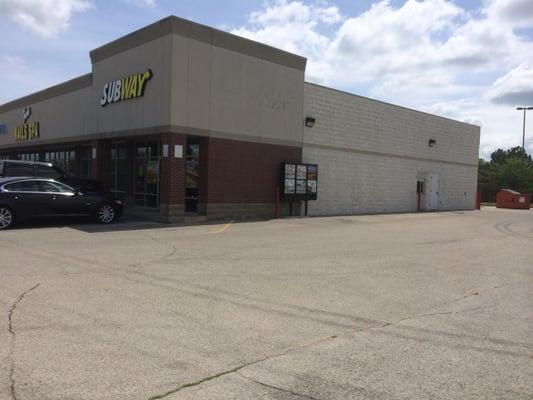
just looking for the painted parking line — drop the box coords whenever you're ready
[212,220,234,234]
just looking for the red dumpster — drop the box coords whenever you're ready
[496,189,531,209]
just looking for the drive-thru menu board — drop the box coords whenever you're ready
[281,162,318,201]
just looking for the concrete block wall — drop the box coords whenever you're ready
[303,83,480,216]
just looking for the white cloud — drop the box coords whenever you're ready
[0,0,91,37]
[0,55,51,104]
[231,0,338,81]
[124,0,156,8]
[247,0,341,26]
[0,55,29,71]
[328,0,466,91]
[486,0,533,27]
[487,62,533,106]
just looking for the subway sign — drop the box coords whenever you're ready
[100,69,153,106]
[15,107,40,141]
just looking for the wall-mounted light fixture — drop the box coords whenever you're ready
[428,139,436,147]
[305,116,316,128]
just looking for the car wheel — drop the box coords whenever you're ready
[96,203,116,224]
[0,207,14,230]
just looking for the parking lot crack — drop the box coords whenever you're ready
[7,283,40,400]
[236,372,322,400]
[147,335,339,400]
[385,283,513,328]
[147,361,255,399]
[393,305,496,325]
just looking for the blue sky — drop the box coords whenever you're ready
[1,0,533,159]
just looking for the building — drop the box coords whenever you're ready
[0,16,480,222]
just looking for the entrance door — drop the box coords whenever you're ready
[416,180,425,211]
[185,140,200,213]
[134,142,160,208]
[111,143,127,199]
[426,173,439,211]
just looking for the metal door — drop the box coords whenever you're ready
[426,173,439,210]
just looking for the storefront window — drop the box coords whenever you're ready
[18,152,41,162]
[47,149,75,175]
[79,147,92,179]
[111,143,128,198]
[134,141,160,208]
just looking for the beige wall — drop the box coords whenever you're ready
[0,35,173,149]
[169,34,304,147]
[302,83,480,215]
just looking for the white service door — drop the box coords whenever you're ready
[426,173,439,210]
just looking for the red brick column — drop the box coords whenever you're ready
[159,133,186,222]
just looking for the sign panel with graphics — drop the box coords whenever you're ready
[14,106,40,141]
[146,160,159,185]
[100,69,153,106]
[280,162,318,201]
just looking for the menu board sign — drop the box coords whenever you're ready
[281,162,318,201]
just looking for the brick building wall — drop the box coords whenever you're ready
[200,137,302,219]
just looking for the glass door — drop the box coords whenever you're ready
[79,147,92,179]
[111,143,127,199]
[134,141,160,207]
[185,140,200,213]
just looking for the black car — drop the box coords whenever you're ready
[0,177,123,229]
[0,160,105,193]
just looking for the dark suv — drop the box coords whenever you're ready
[0,160,105,193]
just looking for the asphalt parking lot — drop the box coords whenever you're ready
[1,208,532,400]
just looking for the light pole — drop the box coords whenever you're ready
[517,106,533,166]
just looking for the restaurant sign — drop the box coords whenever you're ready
[100,69,153,106]
[15,107,39,141]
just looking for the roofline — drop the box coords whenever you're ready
[0,73,92,114]
[89,16,307,71]
[305,81,481,130]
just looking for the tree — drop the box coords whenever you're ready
[478,147,533,202]
[490,146,532,164]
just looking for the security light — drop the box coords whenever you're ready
[305,116,316,128]
[428,139,436,147]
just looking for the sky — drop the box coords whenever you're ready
[1,0,533,159]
